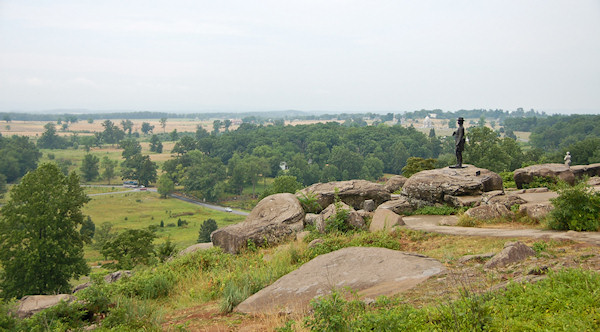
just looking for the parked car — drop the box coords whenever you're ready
[225,207,233,212]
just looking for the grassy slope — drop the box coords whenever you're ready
[82,191,245,263]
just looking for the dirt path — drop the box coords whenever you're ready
[403,215,600,245]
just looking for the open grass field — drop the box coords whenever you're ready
[82,191,246,263]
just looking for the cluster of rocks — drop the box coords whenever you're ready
[513,163,600,189]
[212,165,511,254]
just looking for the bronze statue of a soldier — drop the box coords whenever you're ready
[451,117,466,168]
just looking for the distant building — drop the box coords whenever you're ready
[422,116,433,128]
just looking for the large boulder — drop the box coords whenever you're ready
[465,203,513,220]
[235,247,445,314]
[16,294,75,318]
[513,163,575,189]
[571,163,600,178]
[519,202,554,220]
[212,193,305,254]
[484,192,527,210]
[384,175,408,193]
[402,166,503,206]
[370,209,404,232]
[484,241,536,269]
[299,180,391,210]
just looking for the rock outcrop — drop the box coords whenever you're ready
[484,241,536,269]
[513,163,575,189]
[465,203,513,221]
[212,193,305,254]
[299,180,390,210]
[370,209,404,232]
[384,175,408,193]
[16,294,75,318]
[402,166,503,206]
[235,247,445,314]
[571,163,600,178]
[518,203,554,220]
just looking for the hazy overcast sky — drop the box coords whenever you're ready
[1,1,599,113]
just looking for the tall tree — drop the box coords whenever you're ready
[149,134,163,153]
[157,173,174,198]
[121,119,134,135]
[121,153,158,187]
[0,163,90,298]
[101,156,117,184]
[101,120,125,145]
[159,117,167,133]
[141,122,154,135]
[37,123,68,149]
[80,154,100,181]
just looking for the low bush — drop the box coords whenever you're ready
[548,180,600,231]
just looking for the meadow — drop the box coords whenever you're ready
[82,191,245,263]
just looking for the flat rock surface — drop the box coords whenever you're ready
[17,294,75,318]
[235,247,445,314]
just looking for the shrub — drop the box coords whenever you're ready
[298,191,322,213]
[198,219,218,243]
[548,180,600,231]
[156,238,177,262]
[499,171,516,188]
[523,175,559,190]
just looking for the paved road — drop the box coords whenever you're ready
[84,185,249,216]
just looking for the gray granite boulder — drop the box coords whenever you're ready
[235,247,445,314]
[384,175,408,193]
[370,209,404,232]
[513,163,575,189]
[298,180,391,210]
[484,241,536,269]
[212,193,305,254]
[16,294,75,318]
[402,166,503,206]
[465,203,513,221]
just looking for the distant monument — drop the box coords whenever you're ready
[450,117,466,168]
[564,152,571,167]
[422,116,433,129]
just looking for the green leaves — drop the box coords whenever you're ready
[0,163,90,298]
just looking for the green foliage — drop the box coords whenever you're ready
[522,175,559,190]
[117,269,176,300]
[411,205,460,215]
[402,157,436,177]
[18,300,89,332]
[548,180,600,231]
[121,153,157,187]
[324,201,350,233]
[37,122,69,149]
[92,222,115,250]
[297,191,322,213]
[305,231,402,260]
[305,290,365,332]
[0,163,90,298]
[0,135,41,183]
[80,153,100,181]
[198,218,218,243]
[156,238,177,262]
[500,171,516,188]
[141,122,155,135]
[531,240,548,255]
[149,134,163,153]
[101,156,118,184]
[156,173,174,198]
[302,268,600,331]
[80,216,96,242]
[100,228,157,269]
[100,297,162,330]
[260,175,303,199]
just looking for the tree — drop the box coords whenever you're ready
[0,163,90,298]
[80,154,100,181]
[119,138,142,159]
[101,156,117,184]
[198,219,218,243]
[121,119,134,136]
[141,122,154,135]
[0,135,41,183]
[0,174,6,199]
[121,153,157,187]
[37,123,68,149]
[157,173,174,198]
[100,228,156,269]
[478,116,486,127]
[223,119,232,131]
[170,129,179,141]
[159,117,167,133]
[3,114,11,122]
[80,216,95,243]
[448,119,457,129]
[101,120,125,145]
[212,120,222,135]
[150,134,163,153]
[402,157,436,177]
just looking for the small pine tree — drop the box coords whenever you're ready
[160,220,164,227]
[80,216,96,243]
[198,219,218,243]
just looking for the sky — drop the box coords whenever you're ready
[0,1,599,114]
